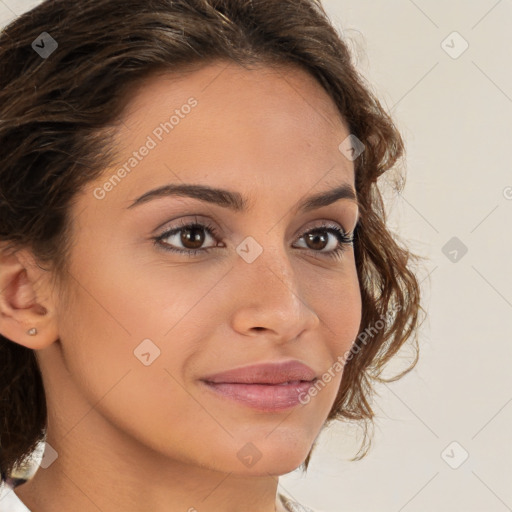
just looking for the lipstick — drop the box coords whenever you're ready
[200,360,318,411]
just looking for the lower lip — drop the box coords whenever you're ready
[200,380,317,411]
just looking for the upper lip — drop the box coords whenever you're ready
[201,360,317,385]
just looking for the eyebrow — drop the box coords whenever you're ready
[127,182,358,214]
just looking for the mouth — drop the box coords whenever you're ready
[201,359,317,384]
[199,359,319,411]
[199,378,318,411]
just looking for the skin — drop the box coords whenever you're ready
[0,60,362,512]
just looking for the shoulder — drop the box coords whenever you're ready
[278,491,326,512]
[0,480,32,512]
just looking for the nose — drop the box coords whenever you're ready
[229,246,321,342]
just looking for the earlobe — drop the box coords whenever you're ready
[0,246,59,350]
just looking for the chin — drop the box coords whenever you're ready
[229,453,309,477]
[219,437,314,477]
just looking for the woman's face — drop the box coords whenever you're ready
[45,60,362,476]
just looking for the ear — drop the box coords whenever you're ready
[0,244,59,350]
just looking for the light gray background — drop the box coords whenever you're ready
[1,1,511,511]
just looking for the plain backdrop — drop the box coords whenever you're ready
[1,1,511,511]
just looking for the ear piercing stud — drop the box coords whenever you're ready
[27,328,38,336]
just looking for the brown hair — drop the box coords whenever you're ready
[0,0,424,483]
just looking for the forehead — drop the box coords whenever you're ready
[83,60,355,216]
[115,59,352,157]
[120,59,348,128]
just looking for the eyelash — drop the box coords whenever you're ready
[153,218,354,261]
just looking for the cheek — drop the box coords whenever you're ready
[53,251,164,408]
[335,279,362,348]
[54,275,201,451]
[316,260,362,348]
[315,263,362,392]
[55,285,138,398]
[55,242,219,404]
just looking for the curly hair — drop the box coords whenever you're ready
[0,0,424,484]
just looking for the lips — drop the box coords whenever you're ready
[201,359,317,385]
[201,380,317,411]
[200,360,318,411]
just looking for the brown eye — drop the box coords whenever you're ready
[293,224,353,261]
[155,221,221,256]
[177,225,208,250]
[304,230,330,251]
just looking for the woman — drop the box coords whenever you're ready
[0,0,423,510]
